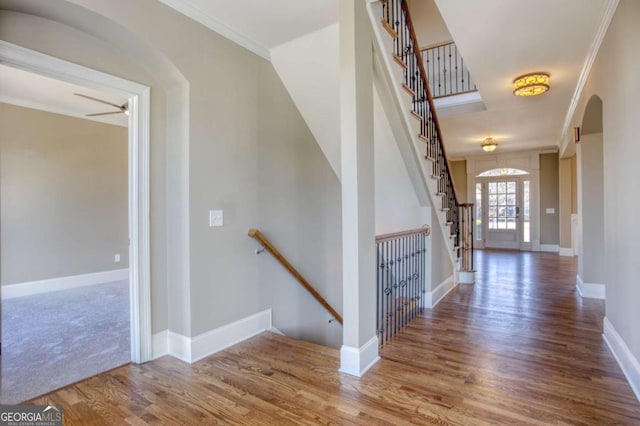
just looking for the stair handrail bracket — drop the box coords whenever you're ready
[248,229,343,325]
[379,0,475,276]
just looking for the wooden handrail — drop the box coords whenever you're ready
[248,229,343,325]
[375,226,431,243]
[420,39,455,52]
[400,0,462,206]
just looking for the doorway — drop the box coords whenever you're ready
[475,168,531,250]
[0,41,151,401]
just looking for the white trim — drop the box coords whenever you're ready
[151,309,274,363]
[190,309,273,363]
[168,331,192,363]
[0,95,127,128]
[269,326,285,336]
[531,240,541,252]
[152,330,170,360]
[425,275,457,308]
[560,0,619,155]
[559,247,574,257]
[576,274,605,299]
[157,0,270,60]
[433,91,482,109]
[539,244,560,253]
[1,269,129,299]
[603,317,640,402]
[339,335,380,377]
[0,41,153,363]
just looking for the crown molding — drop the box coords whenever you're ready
[559,0,619,155]
[157,0,270,60]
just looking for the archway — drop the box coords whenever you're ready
[576,95,605,298]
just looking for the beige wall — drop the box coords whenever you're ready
[0,1,341,340]
[539,153,559,245]
[568,0,640,361]
[450,160,467,202]
[0,103,127,285]
[558,157,573,249]
[577,133,604,285]
[571,155,577,214]
[255,63,342,348]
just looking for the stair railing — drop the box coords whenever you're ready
[381,0,474,271]
[248,229,343,324]
[421,41,477,98]
[376,227,430,346]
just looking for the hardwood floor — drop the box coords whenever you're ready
[28,250,640,424]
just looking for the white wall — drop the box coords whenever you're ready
[374,87,427,234]
[270,24,341,179]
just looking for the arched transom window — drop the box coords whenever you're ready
[477,168,530,177]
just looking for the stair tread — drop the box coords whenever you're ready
[402,84,416,97]
[393,54,407,69]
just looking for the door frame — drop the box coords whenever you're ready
[0,41,152,363]
[475,175,532,251]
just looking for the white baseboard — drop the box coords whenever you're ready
[269,326,285,336]
[539,244,560,253]
[168,331,192,363]
[1,269,129,299]
[603,317,640,402]
[576,274,605,299]
[151,309,274,363]
[532,240,541,252]
[559,247,574,256]
[425,275,456,308]
[190,309,272,362]
[152,330,169,359]
[339,335,380,377]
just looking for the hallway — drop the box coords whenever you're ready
[28,251,640,424]
[381,250,640,423]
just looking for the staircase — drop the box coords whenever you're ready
[372,0,475,283]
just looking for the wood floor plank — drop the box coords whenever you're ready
[25,250,640,424]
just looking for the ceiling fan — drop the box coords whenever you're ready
[74,93,128,116]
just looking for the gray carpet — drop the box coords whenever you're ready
[0,280,130,404]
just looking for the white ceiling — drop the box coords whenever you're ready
[0,65,128,127]
[433,0,608,156]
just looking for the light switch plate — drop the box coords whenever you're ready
[209,210,223,227]
[546,208,555,214]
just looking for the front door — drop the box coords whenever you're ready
[485,179,519,249]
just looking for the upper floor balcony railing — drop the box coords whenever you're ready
[421,41,477,98]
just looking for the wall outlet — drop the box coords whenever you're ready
[209,210,223,227]
[546,208,555,214]
[114,254,121,263]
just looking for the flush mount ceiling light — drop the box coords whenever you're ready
[482,137,498,152]
[513,72,550,97]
